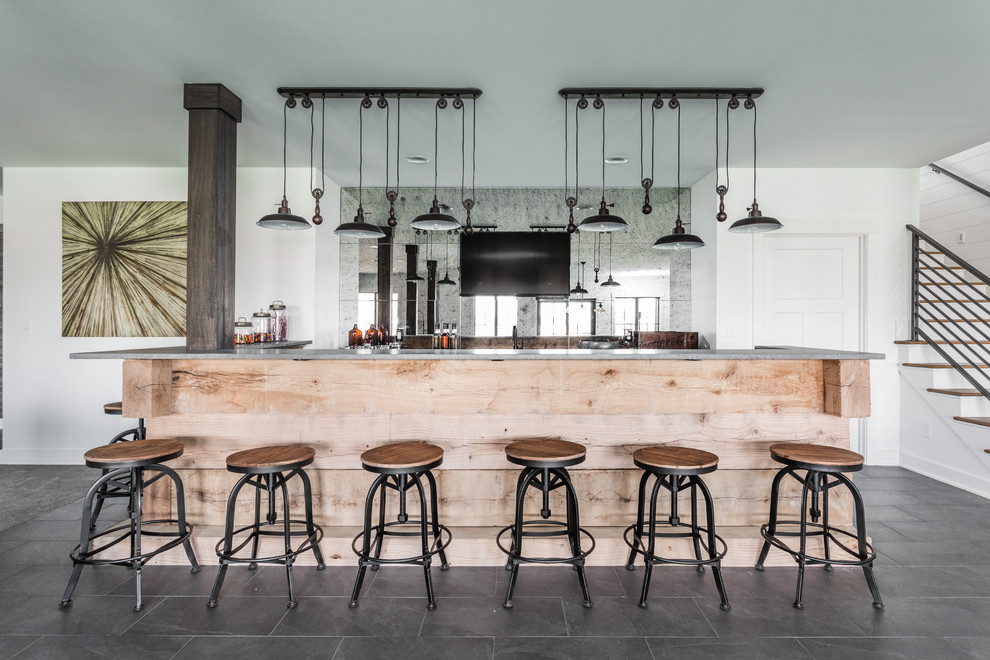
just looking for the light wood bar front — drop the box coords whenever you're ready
[90,347,880,566]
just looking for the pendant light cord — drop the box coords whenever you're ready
[600,97,606,200]
[321,97,326,192]
[575,98,580,201]
[751,99,758,200]
[650,99,656,181]
[396,96,401,191]
[309,101,315,192]
[639,97,644,182]
[471,95,476,201]
[565,96,569,203]
[358,98,364,208]
[433,100,440,202]
[714,97,720,190]
[281,101,289,198]
[385,99,390,192]
[676,100,682,219]
[460,97,466,202]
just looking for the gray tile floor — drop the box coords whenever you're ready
[1,465,989,658]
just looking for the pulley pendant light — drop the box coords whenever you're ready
[579,96,627,233]
[311,96,325,225]
[258,98,311,230]
[459,96,478,236]
[653,98,705,250]
[385,95,399,228]
[569,229,588,295]
[438,230,456,286]
[601,233,620,287]
[564,95,578,233]
[714,95,739,223]
[640,95,661,215]
[729,97,782,233]
[411,98,461,231]
[335,97,385,239]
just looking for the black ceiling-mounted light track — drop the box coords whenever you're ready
[558,87,764,101]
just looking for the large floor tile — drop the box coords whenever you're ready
[126,595,291,636]
[864,523,913,543]
[368,566,498,599]
[0,539,76,565]
[829,596,990,637]
[110,565,252,598]
[649,637,813,659]
[0,595,160,636]
[495,565,625,599]
[717,566,880,602]
[562,596,715,637]
[337,636,494,660]
[615,564,715,599]
[798,636,976,659]
[895,504,990,524]
[235,565,367,599]
[173,635,341,659]
[0,636,39,658]
[945,637,990,658]
[0,563,131,597]
[696,597,866,638]
[0,519,89,543]
[875,566,990,598]
[497,636,651,659]
[11,634,190,660]
[273,596,428,637]
[420,596,567,637]
[866,505,922,522]
[879,541,988,566]
[884,519,990,542]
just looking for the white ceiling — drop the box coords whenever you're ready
[2,0,989,189]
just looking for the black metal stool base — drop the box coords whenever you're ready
[497,466,595,610]
[350,470,451,610]
[88,419,146,530]
[209,468,325,609]
[755,465,883,610]
[61,463,199,612]
[623,470,730,610]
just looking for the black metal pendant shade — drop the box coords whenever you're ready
[569,283,588,295]
[578,199,628,233]
[411,199,461,231]
[728,200,782,233]
[601,274,620,287]
[258,197,311,230]
[334,207,385,238]
[438,273,456,286]
[653,217,705,250]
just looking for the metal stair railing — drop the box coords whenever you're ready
[907,225,990,401]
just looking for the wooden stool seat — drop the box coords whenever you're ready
[360,442,444,473]
[226,445,316,474]
[633,446,719,475]
[103,401,123,415]
[769,443,864,472]
[84,438,184,469]
[504,439,586,468]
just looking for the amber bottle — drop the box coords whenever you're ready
[366,323,379,347]
[440,323,450,349]
[348,324,363,347]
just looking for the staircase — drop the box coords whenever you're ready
[898,225,990,495]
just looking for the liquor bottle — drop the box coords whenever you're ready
[367,323,379,347]
[433,324,441,349]
[348,324,363,347]
[451,322,459,349]
[378,324,388,346]
[441,323,450,350]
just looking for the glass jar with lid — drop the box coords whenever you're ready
[252,309,272,343]
[269,300,287,342]
[234,317,253,344]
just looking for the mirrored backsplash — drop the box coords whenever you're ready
[338,187,693,340]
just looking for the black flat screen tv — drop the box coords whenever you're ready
[459,231,571,296]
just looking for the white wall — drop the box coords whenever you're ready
[1,166,332,464]
[920,141,990,276]
[692,168,919,465]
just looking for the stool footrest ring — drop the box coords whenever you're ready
[623,523,728,567]
[760,521,877,567]
[69,519,193,567]
[351,520,452,565]
[496,520,597,565]
[215,520,324,565]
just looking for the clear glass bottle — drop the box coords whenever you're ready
[451,322,459,349]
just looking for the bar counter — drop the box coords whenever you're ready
[72,345,882,566]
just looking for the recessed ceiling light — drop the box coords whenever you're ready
[604,156,628,164]
[406,155,429,164]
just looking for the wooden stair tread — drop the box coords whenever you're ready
[769,442,864,468]
[360,442,444,469]
[920,265,965,270]
[928,282,986,287]
[895,340,990,345]
[927,388,984,397]
[953,416,990,428]
[85,438,184,467]
[505,438,586,463]
[903,362,988,369]
[227,445,316,469]
[633,446,718,470]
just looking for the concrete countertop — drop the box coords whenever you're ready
[71,344,884,361]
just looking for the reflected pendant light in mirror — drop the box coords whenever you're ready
[729,97,782,233]
[601,233,620,287]
[258,98,311,230]
[579,97,627,233]
[411,98,461,231]
[335,97,385,239]
[438,230,456,286]
[653,98,705,250]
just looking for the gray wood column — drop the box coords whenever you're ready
[183,83,242,350]
[376,227,394,332]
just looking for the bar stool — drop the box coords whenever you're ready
[89,401,147,529]
[496,438,595,610]
[60,438,200,612]
[755,442,883,610]
[208,445,325,609]
[349,442,451,610]
[623,446,730,610]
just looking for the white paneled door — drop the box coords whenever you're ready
[756,235,863,351]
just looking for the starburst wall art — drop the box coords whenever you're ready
[62,201,187,337]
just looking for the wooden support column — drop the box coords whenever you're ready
[183,83,242,350]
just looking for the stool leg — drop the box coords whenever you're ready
[61,469,122,607]
[209,473,251,607]
[696,475,730,611]
[411,473,437,610]
[793,470,814,610]
[557,467,592,608]
[298,468,325,569]
[154,464,200,572]
[626,470,650,570]
[504,468,539,609]
[821,473,833,572]
[89,469,110,530]
[248,476,263,569]
[685,477,704,573]
[132,467,145,612]
[424,469,449,569]
[835,472,884,609]
[505,468,530,571]
[350,474,387,608]
[369,477,388,571]
[756,467,790,570]
[277,472,298,609]
[639,473,663,608]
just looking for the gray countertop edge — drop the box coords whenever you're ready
[70,344,884,361]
